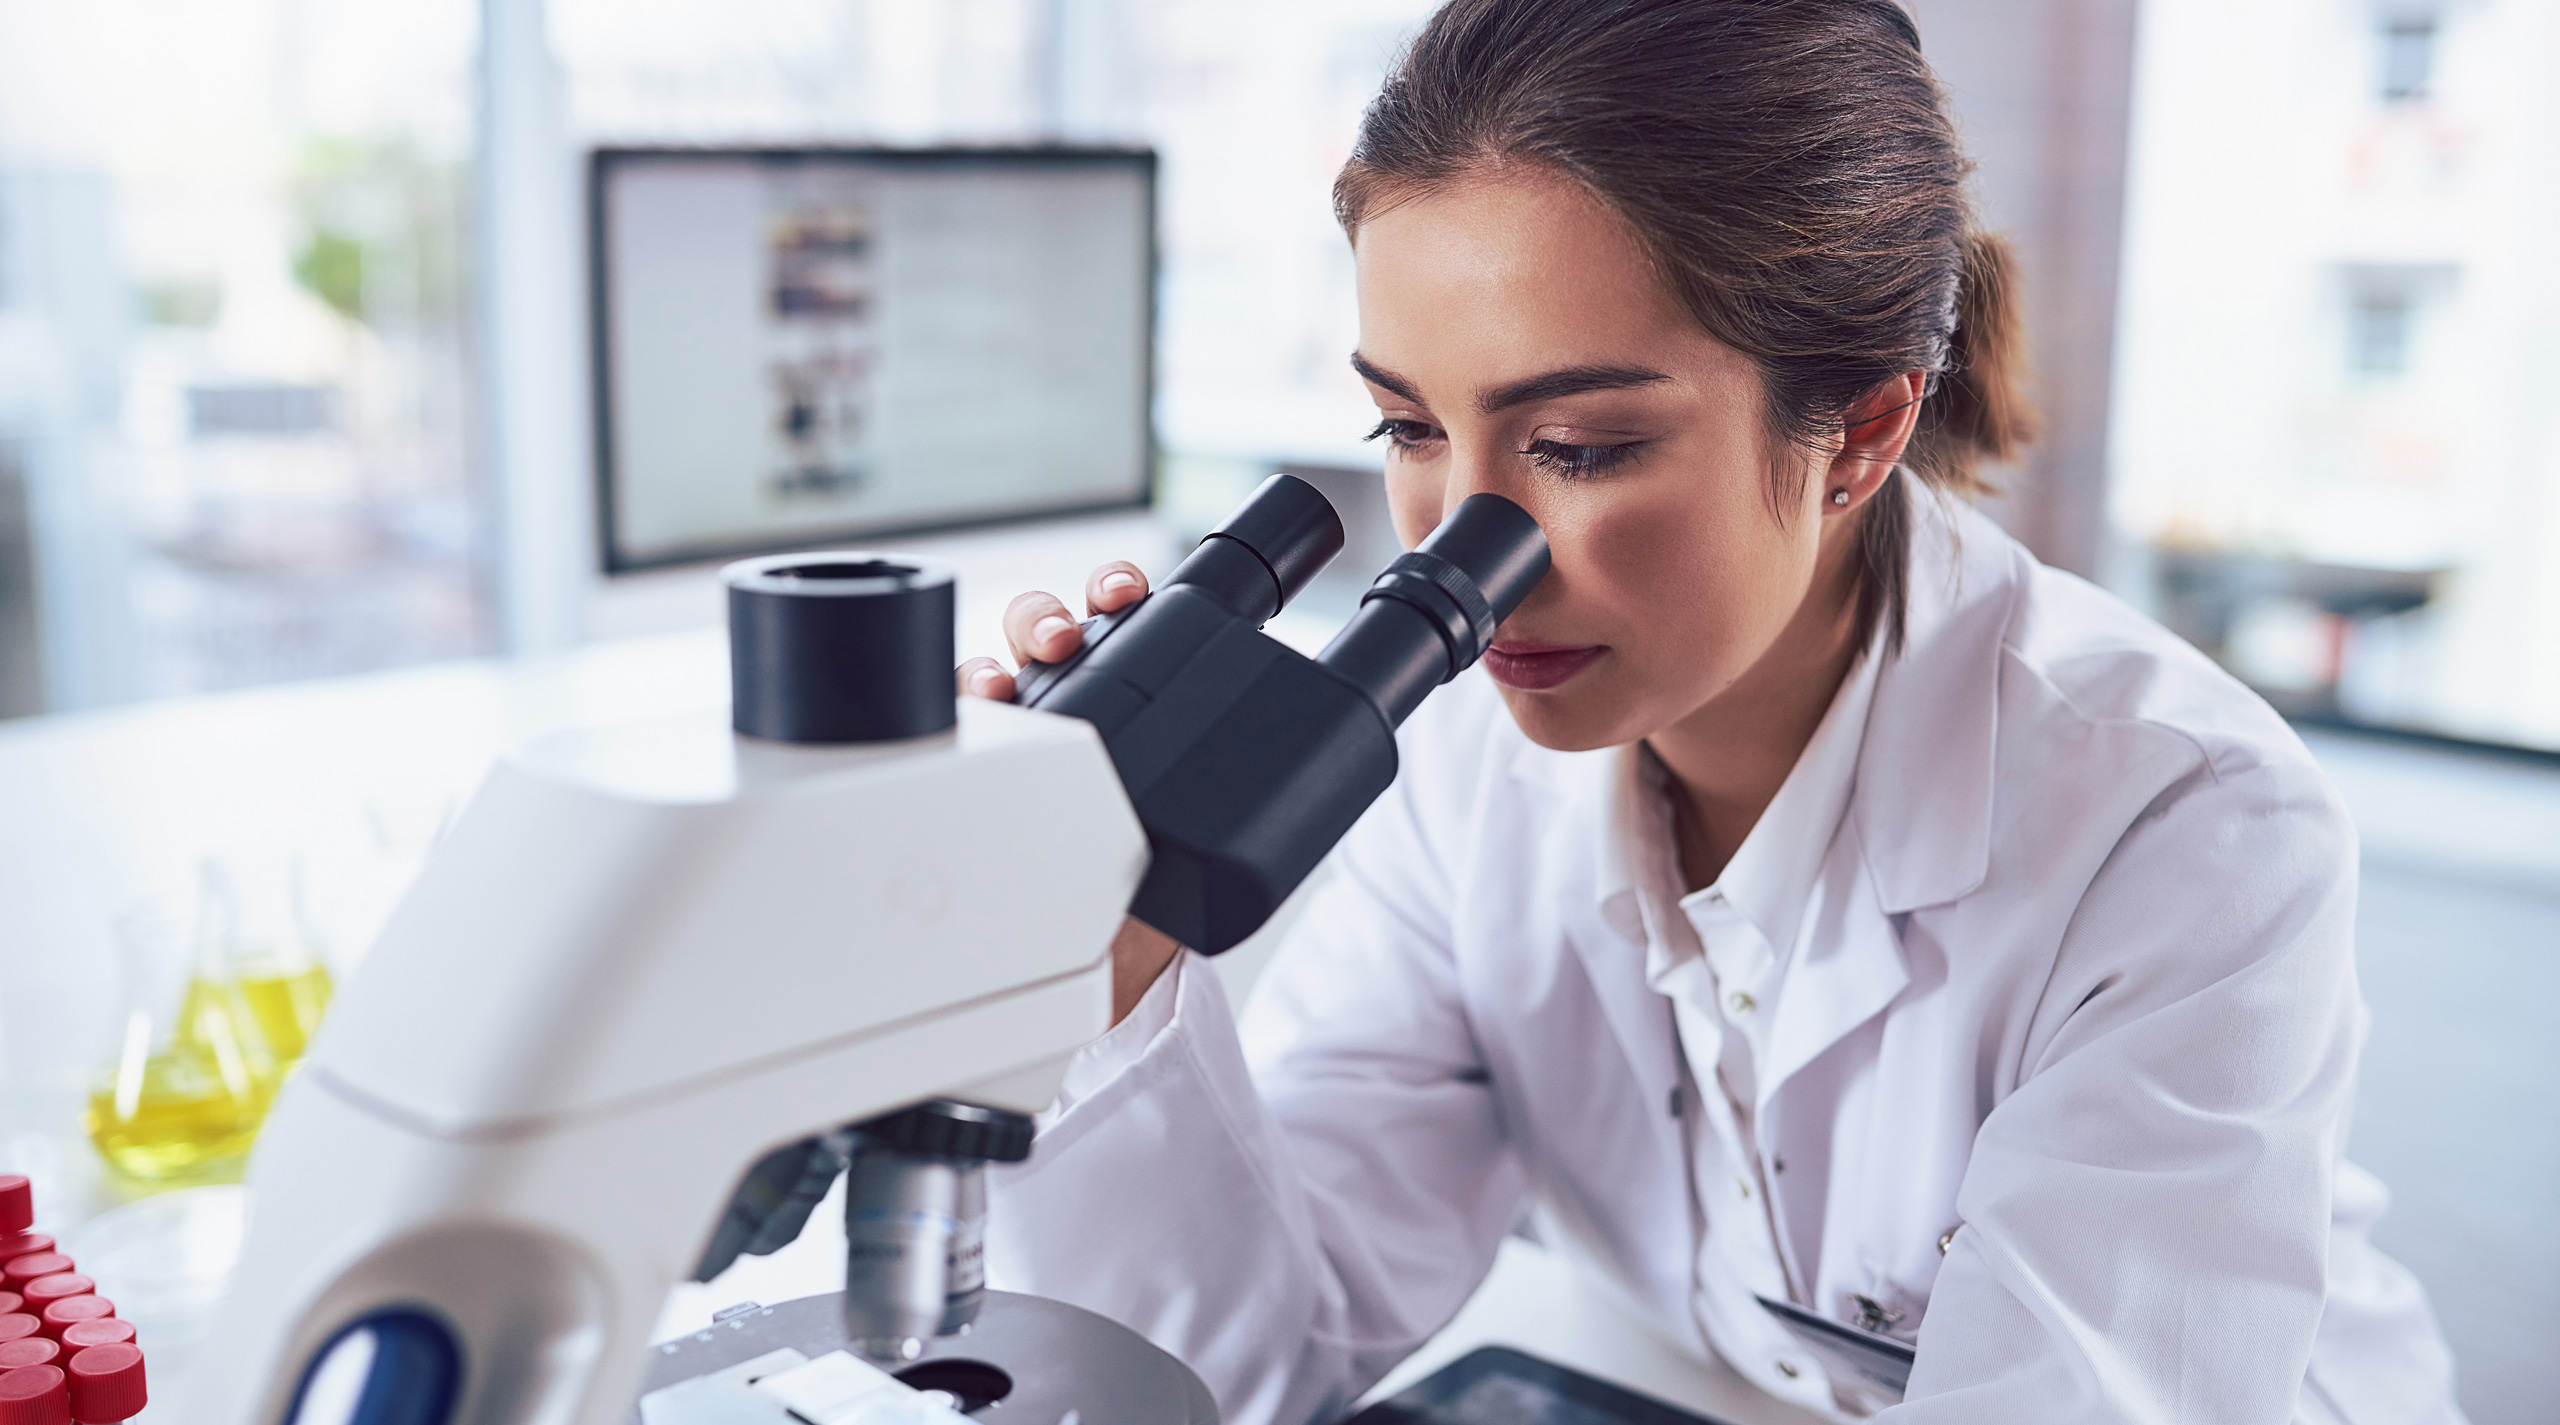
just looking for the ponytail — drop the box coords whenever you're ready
[1907,231,2037,498]
[1859,231,2036,652]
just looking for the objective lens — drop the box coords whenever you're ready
[841,1149,959,1359]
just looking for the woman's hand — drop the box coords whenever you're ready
[957,559,1181,1025]
[954,558,1149,700]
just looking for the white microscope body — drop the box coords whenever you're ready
[195,554,1147,1425]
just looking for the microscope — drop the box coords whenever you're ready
[194,475,1547,1425]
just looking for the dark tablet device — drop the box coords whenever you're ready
[1342,1347,1740,1425]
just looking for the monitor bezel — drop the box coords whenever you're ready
[586,144,1160,575]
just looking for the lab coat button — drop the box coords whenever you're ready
[1938,1227,1958,1255]
[1727,991,1755,1015]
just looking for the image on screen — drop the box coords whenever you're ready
[590,147,1156,571]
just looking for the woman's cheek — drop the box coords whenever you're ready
[1579,494,1747,646]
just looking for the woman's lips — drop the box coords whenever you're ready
[1481,642,1607,691]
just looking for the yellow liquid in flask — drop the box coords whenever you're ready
[238,959,334,1063]
[85,975,281,1183]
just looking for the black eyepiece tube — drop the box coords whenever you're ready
[1317,494,1551,727]
[1162,473,1346,622]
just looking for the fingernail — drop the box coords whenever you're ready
[967,665,997,694]
[1033,615,1075,648]
[1100,570,1140,595]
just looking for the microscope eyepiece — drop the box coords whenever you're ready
[1159,473,1346,623]
[1316,494,1552,728]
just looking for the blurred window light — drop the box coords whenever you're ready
[0,0,486,713]
[187,384,343,440]
[2112,0,2560,752]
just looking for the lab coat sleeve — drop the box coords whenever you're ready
[1891,755,2363,1425]
[985,780,1528,1425]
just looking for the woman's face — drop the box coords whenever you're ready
[1352,166,1850,752]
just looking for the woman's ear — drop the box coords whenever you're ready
[1822,371,1925,516]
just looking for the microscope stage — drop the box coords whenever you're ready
[635,1290,1217,1425]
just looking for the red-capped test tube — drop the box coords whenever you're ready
[33,1301,108,1346]
[63,1345,143,1424]
[0,1363,68,1425]
[0,1261,66,1293]
[12,1285,83,1322]
[46,1328,122,1357]
[0,1319,37,1348]
[0,1240,48,1272]
[0,1342,54,1373]
[0,1177,31,1237]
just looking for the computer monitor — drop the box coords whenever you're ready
[588,147,1156,573]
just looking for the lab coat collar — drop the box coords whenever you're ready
[1851,490,2020,914]
[1761,828,1907,1098]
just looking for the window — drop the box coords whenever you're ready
[2346,287,2413,378]
[0,0,485,711]
[2379,17,2437,102]
[2115,0,2560,751]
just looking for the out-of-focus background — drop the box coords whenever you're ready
[3,0,2555,744]
[0,1,2552,1421]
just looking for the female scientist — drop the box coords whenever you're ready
[958,2,2463,1421]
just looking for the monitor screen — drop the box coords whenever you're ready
[589,147,1156,572]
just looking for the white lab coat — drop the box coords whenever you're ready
[986,497,2464,1425]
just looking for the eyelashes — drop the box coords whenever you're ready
[1518,438,1641,478]
[1365,419,1644,479]
[1364,418,1436,451]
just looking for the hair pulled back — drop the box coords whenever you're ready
[1335,0,2036,650]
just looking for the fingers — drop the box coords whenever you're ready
[1004,590,1083,666]
[956,657,1014,702]
[1084,562,1149,616]
[998,563,1148,674]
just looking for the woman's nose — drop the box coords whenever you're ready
[1442,441,1514,523]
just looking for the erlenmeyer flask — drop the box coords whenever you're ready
[203,856,335,1067]
[84,894,283,1185]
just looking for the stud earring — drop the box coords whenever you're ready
[1830,488,1850,507]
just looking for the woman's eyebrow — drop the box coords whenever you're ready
[1349,354,1674,413]
[1350,352,1424,404]
[1476,365,1671,413]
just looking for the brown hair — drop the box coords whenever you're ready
[1335,0,2036,651]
